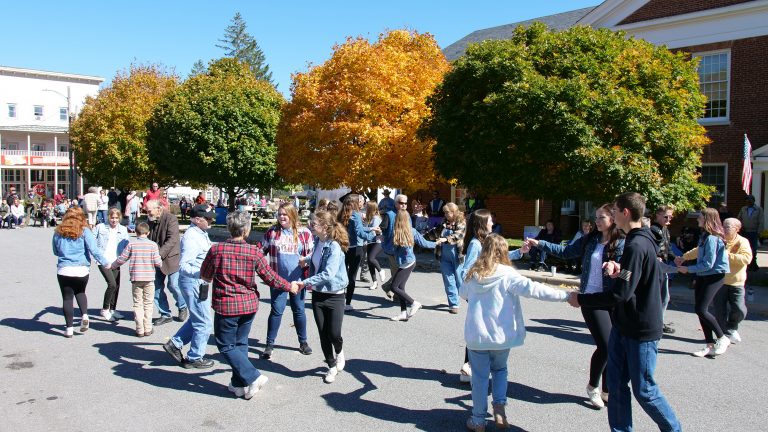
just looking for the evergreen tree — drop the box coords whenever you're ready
[216,12,273,83]
[189,59,207,77]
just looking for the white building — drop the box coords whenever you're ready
[0,66,103,198]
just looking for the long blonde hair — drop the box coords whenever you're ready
[443,202,465,225]
[277,202,301,244]
[393,210,414,247]
[464,234,511,281]
[313,210,349,252]
[364,200,378,224]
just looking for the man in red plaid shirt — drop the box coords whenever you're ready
[200,211,297,400]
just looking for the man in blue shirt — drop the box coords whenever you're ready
[164,204,215,368]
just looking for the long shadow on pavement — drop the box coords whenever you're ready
[321,358,582,430]
[1,306,64,337]
[93,341,229,397]
[526,318,593,345]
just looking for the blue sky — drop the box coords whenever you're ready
[2,1,597,94]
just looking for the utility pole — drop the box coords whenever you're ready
[67,86,76,200]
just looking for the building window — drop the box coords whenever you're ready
[561,199,576,214]
[34,105,44,118]
[60,107,68,121]
[59,143,68,152]
[2,169,23,183]
[1,142,19,151]
[695,51,729,121]
[701,164,727,207]
[32,144,45,151]
[8,104,16,118]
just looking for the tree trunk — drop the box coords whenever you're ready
[227,187,237,211]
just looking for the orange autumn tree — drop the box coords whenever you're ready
[277,30,449,191]
[71,64,178,190]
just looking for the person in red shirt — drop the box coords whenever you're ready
[200,210,298,400]
[142,182,162,212]
[195,191,206,205]
[54,189,67,205]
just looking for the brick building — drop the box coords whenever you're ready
[441,0,768,238]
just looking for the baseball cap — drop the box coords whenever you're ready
[190,204,215,219]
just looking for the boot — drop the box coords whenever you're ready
[466,418,485,432]
[492,403,509,429]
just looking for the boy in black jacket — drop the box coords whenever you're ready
[568,192,680,432]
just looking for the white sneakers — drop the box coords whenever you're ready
[324,351,346,383]
[111,310,125,320]
[244,375,269,400]
[101,310,116,322]
[391,312,408,321]
[408,301,422,318]
[344,304,354,312]
[324,366,338,383]
[369,281,378,290]
[713,335,731,355]
[228,382,245,397]
[727,330,742,344]
[460,362,472,383]
[586,385,605,409]
[692,344,714,357]
[80,316,89,332]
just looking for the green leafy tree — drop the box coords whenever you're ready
[146,58,284,210]
[423,23,713,211]
[216,12,273,83]
[70,64,178,190]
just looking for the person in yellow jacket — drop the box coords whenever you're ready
[681,217,751,344]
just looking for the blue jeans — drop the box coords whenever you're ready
[171,276,212,360]
[154,269,185,318]
[266,287,307,346]
[214,312,261,387]
[529,247,548,265]
[440,254,461,308]
[97,210,107,225]
[607,328,681,432]
[127,211,137,231]
[468,349,510,425]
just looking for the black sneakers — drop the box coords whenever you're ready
[662,324,675,334]
[153,316,172,326]
[261,344,274,360]
[163,340,184,364]
[182,358,214,369]
[299,342,313,355]
[177,308,189,322]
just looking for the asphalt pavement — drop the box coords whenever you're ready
[1,226,766,431]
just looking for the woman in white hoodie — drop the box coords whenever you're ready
[460,234,569,432]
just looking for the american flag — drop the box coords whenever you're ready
[742,134,753,194]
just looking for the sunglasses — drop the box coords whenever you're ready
[397,201,407,205]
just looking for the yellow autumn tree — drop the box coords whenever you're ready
[277,30,450,191]
[70,64,178,190]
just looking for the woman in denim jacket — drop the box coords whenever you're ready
[298,211,350,383]
[437,202,466,314]
[677,208,730,357]
[94,207,130,322]
[52,207,109,338]
[527,203,624,409]
[338,194,379,311]
[389,210,437,322]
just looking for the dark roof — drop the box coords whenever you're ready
[443,6,598,61]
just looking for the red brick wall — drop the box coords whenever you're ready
[620,0,754,25]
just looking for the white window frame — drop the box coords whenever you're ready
[59,107,68,121]
[2,142,19,150]
[561,199,576,215]
[33,105,44,119]
[700,163,728,209]
[7,103,16,118]
[694,49,731,125]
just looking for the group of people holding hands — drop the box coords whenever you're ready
[47,184,755,431]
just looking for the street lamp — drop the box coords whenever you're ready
[43,87,76,199]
